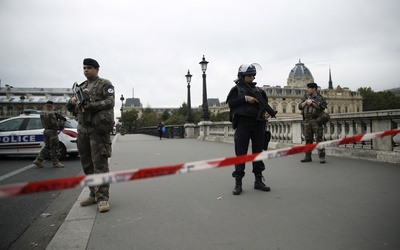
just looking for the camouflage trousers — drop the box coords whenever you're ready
[37,129,60,164]
[303,119,325,157]
[78,124,112,202]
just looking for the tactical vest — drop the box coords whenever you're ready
[40,110,61,130]
[76,77,115,134]
[302,94,324,119]
[230,85,261,118]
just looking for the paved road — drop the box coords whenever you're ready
[0,156,83,250]
[41,134,400,250]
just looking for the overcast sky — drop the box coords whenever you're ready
[1,0,399,114]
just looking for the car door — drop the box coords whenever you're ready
[17,117,45,154]
[0,117,26,154]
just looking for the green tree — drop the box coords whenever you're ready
[137,111,159,128]
[166,103,185,125]
[161,110,170,121]
[211,111,230,122]
[118,109,139,133]
[358,87,400,111]
[166,113,186,125]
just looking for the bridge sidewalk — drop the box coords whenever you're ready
[47,134,400,250]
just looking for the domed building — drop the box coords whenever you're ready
[287,60,314,88]
[258,60,363,118]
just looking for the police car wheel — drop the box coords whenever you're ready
[68,153,79,158]
[59,142,67,160]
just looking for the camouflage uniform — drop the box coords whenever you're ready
[35,109,64,165]
[66,77,115,202]
[298,92,327,161]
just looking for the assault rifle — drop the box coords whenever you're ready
[306,94,327,109]
[238,83,277,119]
[55,112,67,122]
[72,82,89,111]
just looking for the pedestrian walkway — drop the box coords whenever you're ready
[47,134,400,250]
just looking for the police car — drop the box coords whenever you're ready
[0,111,79,159]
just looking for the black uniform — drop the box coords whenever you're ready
[226,81,268,178]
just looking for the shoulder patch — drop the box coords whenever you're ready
[107,88,114,94]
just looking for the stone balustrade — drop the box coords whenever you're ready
[189,109,400,163]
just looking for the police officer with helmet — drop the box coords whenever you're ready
[66,58,115,213]
[226,63,276,195]
[298,82,328,163]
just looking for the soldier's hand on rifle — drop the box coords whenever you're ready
[264,113,271,121]
[305,99,313,105]
[245,95,258,104]
[70,96,78,106]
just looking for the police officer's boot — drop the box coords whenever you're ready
[232,177,243,195]
[300,152,312,162]
[254,174,271,192]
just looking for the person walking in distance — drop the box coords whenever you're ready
[66,58,115,213]
[157,118,165,140]
[33,101,65,168]
[226,63,277,195]
[298,82,328,164]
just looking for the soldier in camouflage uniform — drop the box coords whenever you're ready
[298,82,328,164]
[33,101,65,168]
[66,58,115,213]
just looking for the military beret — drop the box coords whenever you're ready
[83,58,100,68]
[46,100,54,104]
[307,82,318,89]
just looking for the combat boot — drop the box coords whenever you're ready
[98,201,110,212]
[300,152,312,163]
[53,162,65,168]
[33,158,43,168]
[319,156,326,164]
[232,177,243,195]
[254,174,271,192]
[80,196,96,206]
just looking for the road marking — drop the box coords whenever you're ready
[0,164,37,182]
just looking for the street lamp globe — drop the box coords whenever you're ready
[185,70,192,84]
[199,55,208,73]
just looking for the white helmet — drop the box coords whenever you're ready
[237,63,262,77]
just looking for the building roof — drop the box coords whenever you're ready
[0,86,73,94]
[288,59,313,79]
[207,98,220,107]
[125,98,142,107]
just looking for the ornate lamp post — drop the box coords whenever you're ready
[20,94,26,114]
[185,70,194,123]
[120,94,125,135]
[199,55,210,121]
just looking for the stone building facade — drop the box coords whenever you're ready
[220,60,363,118]
[0,86,73,120]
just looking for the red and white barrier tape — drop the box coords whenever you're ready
[0,129,399,198]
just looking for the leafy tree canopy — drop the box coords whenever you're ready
[358,87,400,111]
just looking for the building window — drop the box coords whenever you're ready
[283,107,286,113]
[344,106,348,113]
[357,106,360,112]
[331,106,334,113]
[338,106,341,113]
[292,106,296,113]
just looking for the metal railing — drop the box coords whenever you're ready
[191,110,400,163]
[134,125,185,139]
